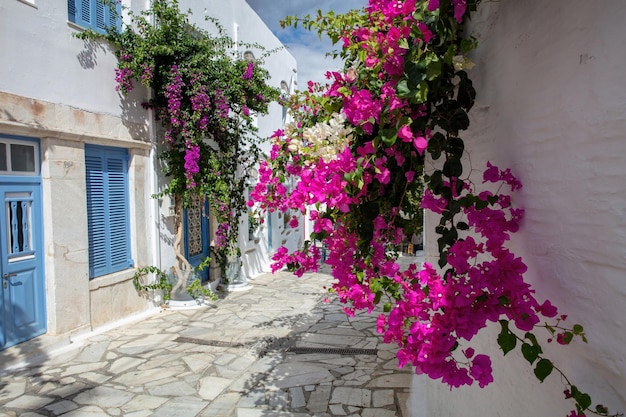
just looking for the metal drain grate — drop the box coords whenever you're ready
[287,347,378,356]
[175,336,245,348]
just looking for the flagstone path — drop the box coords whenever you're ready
[0,254,424,417]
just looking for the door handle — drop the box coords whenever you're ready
[2,273,17,279]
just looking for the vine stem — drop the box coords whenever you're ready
[509,330,623,417]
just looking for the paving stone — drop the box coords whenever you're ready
[147,380,197,397]
[75,341,110,363]
[0,381,26,401]
[79,372,112,385]
[199,392,239,416]
[44,399,78,414]
[372,389,395,407]
[329,404,347,415]
[330,387,371,408]
[237,388,266,408]
[112,367,181,386]
[198,376,232,400]
[236,409,310,417]
[45,382,88,398]
[61,362,108,377]
[397,391,410,417]
[268,363,334,389]
[108,356,146,374]
[151,397,207,417]
[268,389,289,410]
[182,353,215,373]
[366,373,412,388]
[121,394,169,413]
[74,386,134,408]
[124,411,153,417]
[61,405,109,416]
[289,386,306,408]
[362,408,398,417]
[4,395,53,409]
[307,385,331,413]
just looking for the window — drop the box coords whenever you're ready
[67,0,121,34]
[85,145,132,278]
[0,136,39,175]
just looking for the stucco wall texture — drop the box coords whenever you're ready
[413,1,626,416]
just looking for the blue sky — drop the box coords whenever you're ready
[245,0,367,88]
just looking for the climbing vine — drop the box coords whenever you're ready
[77,0,279,291]
[250,1,622,416]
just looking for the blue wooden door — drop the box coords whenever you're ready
[0,181,46,350]
[184,197,210,282]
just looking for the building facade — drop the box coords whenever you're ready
[0,0,299,352]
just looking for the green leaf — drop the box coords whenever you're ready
[572,324,584,334]
[397,79,411,97]
[456,221,469,230]
[521,343,540,365]
[533,358,553,382]
[576,393,592,411]
[524,332,543,353]
[497,320,517,355]
[414,81,429,103]
[443,156,463,178]
[446,137,465,157]
[381,129,397,145]
[426,58,442,80]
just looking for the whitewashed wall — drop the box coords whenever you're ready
[413,1,626,415]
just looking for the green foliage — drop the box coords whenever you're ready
[78,0,280,276]
[187,278,218,301]
[132,266,172,301]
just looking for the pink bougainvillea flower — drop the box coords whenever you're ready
[398,124,414,142]
[427,0,440,11]
[537,300,559,318]
[289,216,299,228]
[413,136,428,155]
[452,0,467,23]
[417,22,434,43]
[470,355,494,388]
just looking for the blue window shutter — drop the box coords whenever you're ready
[68,0,76,23]
[69,0,121,34]
[95,1,106,32]
[78,0,91,28]
[85,145,132,278]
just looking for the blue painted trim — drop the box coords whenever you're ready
[85,144,132,278]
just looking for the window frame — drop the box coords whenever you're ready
[67,0,122,35]
[85,144,133,279]
[0,135,40,176]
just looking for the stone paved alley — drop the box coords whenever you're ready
[0,253,424,417]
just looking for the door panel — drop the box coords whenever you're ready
[184,197,210,282]
[1,182,46,350]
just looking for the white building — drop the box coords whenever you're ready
[412,1,626,415]
[0,0,300,353]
